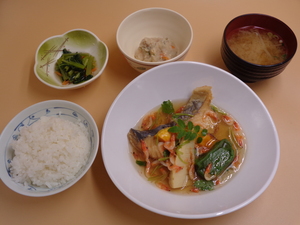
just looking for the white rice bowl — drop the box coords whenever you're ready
[10,116,90,188]
[0,100,99,197]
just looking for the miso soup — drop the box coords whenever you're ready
[227,26,288,65]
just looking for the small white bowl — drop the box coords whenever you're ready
[102,61,280,218]
[116,8,193,73]
[0,100,99,197]
[34,29,109,90]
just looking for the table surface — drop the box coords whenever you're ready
[1,0,299,224]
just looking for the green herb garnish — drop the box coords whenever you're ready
[161,100,201,145]
[197,137,203,143]
[201,129,208,136]
[161,100,175,114]
[168,119,200,142]
[161,100,193,119]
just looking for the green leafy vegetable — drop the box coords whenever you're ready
[161,100,175,114]
[195,139,235,180]
[55,48,96,85]
[194,179,214,191]
[161,100,193,119]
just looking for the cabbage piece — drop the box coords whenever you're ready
[169,141,194,189]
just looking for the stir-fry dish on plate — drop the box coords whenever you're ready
[128,86,246,193]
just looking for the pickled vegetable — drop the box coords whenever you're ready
[55,49,96,85]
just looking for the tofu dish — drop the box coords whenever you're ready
[128,86,246,193]
[134,37,178,62]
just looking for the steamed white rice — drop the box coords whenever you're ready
[10,116,90,188]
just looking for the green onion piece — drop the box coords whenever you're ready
[175,148,188,164]
[158,157,169,161]
[211,104,227,115]
[150,165,163,176]
[136,160,146,166]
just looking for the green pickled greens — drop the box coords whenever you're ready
[55,49,96,85]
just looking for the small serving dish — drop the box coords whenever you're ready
[34,29,109,89]
[116,8,193,73]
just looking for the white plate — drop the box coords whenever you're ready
[101,61,279,219]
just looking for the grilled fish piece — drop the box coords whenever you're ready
[128,86,214,160]
[128,122,176,159]
[180,86,212,119]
